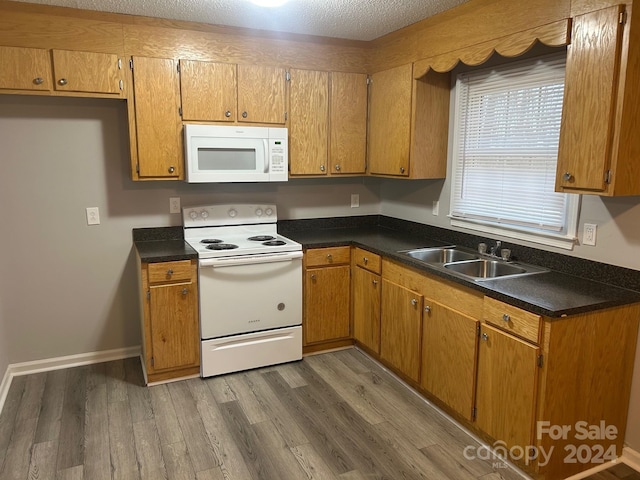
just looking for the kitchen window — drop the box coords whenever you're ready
[449,53,580,250]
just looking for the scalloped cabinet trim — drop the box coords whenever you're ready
[413,19,571,78]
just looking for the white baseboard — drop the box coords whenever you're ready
[0,346,141,414]
[623,446,640,472]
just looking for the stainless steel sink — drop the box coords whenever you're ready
[398,246,548,281]
[403,247,478,264]
[444,259,526,278]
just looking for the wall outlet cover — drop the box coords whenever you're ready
[351,194,360,208]
[583,223,597,246]
[86,207,100,225]
[170,197,181,214]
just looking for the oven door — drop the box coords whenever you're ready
[198,251,303,339]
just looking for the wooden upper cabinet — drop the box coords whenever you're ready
[52,49,122,95]
[289,69,368,176]
[368,64,413,177]
[557,4,640,196]
[289,68,329,175]
[330,72,368,174]
[0,46,51,91]
[130,56,183,180]
[237,64,286,124]
[180,60,237,122]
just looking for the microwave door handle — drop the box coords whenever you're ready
[263,139,269,173]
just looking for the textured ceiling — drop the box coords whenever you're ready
[11,0,471,41]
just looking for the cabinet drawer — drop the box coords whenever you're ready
[483,296,542,344]
[148,260,192,284]
[354,248,381,274]
[305,246,350,267]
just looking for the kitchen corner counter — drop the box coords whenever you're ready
[133,227,198,263]
[280,225,640,318]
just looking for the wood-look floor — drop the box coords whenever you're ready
[0,348,558,479]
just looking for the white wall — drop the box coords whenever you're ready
[0,95,380,365]
[0,300,7,383]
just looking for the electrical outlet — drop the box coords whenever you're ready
[351,194,360,208]
[86,207,100,225]
[583,223,597,246]
[170,197,181,214]
[432,200,440,216]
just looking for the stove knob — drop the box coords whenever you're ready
[265,208,273,216]
[255,208,263,217]
[228,209,237,218]
[189,211,198,219]
[200,210,209,219]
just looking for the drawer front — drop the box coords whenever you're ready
[483,296,542,344]
[305,246,351,267]
[148,260,192,284]
[354,248,381,274]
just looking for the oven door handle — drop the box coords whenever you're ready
[199,250,303,268]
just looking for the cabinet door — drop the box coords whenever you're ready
[475,324,540,451]
[330,72,367,174]
[131,56,183,179]
[304,265,350,344]
[180,60,236,122]
[149,283,199,371]
[556,5,624,192]
[237,64,286,124]
[380,279,422,382]
[368,64,412,176]
[421,301,479,420]
[0,46,51,91]
[353,266,381,353]
[52,49,121,94]
[289,69,329,175]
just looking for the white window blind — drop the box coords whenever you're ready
[450,53,578,247]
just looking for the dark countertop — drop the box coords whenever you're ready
[281,226,640,318]
[133,227,197,263]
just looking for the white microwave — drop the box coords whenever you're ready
[184,124,288,183]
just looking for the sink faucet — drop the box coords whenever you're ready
[489,240,502,257]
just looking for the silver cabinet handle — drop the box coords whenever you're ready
[167,269,174,275]
[181,288,188,295]
[411,298,418,306]
[34,77,44,85]
[242,111,248,118]
[310,274,317,280]
[424,305,431,313]
[58,78,68,86]
[168,166,175,174]
[320,165,326,172]
[335,165,341,171]
[400,167,405,174]
[326,254,332,261]
[563,172,573,181]
[372,279,378,285]
[363,257,368,264]
[482,333,489,341]
[225,110,231,118]
[502,314,510,322]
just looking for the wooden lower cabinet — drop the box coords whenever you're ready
[421,300,479,421]
[352,266,381,353]
[138,258,200,383]
[380,279,423,382]
[475,323,540,452]
[303,247,351,347]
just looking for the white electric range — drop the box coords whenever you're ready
[183,204,303,378]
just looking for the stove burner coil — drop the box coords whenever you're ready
[248,235,276,241]
[200,239,224,244]
[205,243,239,250]
[262,240,287,246]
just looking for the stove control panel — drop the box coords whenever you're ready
[183,204,278,227]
